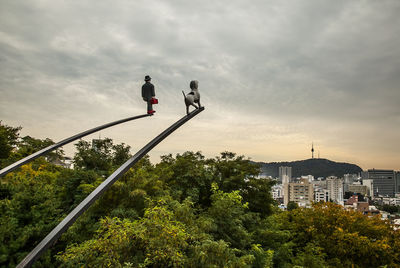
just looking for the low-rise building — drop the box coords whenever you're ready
[362,179,374,197]
[271,184,283,200]
[50,156,74,169]
[393,219,400,230]
[356,202,369,214]
[348,185,368,196]
[346,195,359,206]
[283,178,314,207]
[301,175,314,183]
[381,197,400,206]
[344,173,359,192]
[314,188,329,202]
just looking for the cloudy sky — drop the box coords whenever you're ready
[1,0,399,170]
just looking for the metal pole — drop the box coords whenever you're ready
[17,107,204,267]
[0,113,151,177]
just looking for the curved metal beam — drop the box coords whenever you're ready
[0,113,151,178]
[17,107,205,268]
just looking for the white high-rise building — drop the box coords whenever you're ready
[326,176,344,204]
[279,166,292,184]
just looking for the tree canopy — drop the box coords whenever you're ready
[0,122,399,267]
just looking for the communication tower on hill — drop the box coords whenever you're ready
[311,142,314,159]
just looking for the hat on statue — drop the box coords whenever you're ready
[144,75,151,81]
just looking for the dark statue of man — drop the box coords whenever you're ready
[142,75,156,114]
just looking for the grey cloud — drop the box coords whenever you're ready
[1,0,400,169]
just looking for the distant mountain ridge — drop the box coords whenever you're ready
[254,158,362,178]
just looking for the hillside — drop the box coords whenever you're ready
[255,158,363,178]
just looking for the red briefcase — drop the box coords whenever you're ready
[151,98,158,104]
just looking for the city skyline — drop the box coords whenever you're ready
[1,1,400,170]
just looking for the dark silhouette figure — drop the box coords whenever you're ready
[142,75,156,114]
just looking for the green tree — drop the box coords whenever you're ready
[280,202,400,267]
[0,163,66,267]
[112,143,132,166]
[380,204,399,214]
[156,151,212,206]
[287,201,298,211]
[0,123,64,170]
[58,198,190,267]
[0,122,21,168]
[207,183,252,250]
[210,152,274,217]
[73,138,133,174]
[16,135,63,163]
[73,138,114,173]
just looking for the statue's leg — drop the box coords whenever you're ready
[147,100,152,112]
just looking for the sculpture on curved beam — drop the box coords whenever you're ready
[17,107,205,268]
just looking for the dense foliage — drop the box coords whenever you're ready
[0,122,399,267]
[377,204,400,215]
